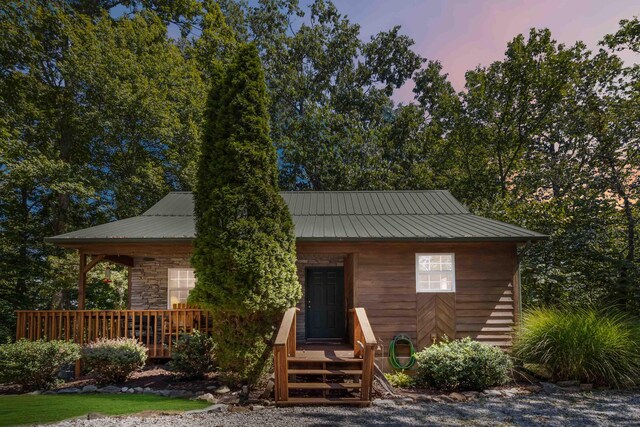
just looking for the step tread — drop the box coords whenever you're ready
[288,382,362,390]
[289,369,362,375]
[288,356,363,363]
[277,397,369,406]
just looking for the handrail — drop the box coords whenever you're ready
[351,307,376,402]
[273,307,298,403]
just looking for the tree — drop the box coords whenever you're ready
[190,43,300,383]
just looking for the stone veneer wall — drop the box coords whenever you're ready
[295,253,346,342]
[129,254,192,309]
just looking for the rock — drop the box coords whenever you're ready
[502,389,518,398]
[372,398,396,407]
[86,413,106,420]
[43,390,56,395]
[27,390,41,395]
[523,384,542,393]
[158,390,171,397]
[194,393,218,404]
[251,405,265,411]
[449,392,467,402]
[58,387,81,394]
[482,389,503,398]
[437,395,454,403]
[185,403,228,415]
[540,382,559,394]
[229,406,250,413]
[121,387,129,393]
[134,387,144,394]
[82,385,98,393]
[260,379,275,399]
[462,391,480,399]
[215,385,230,394]
[127,388,134,394]
[99,385,121,394]
[580,383,593,392]
[556,380,579,387]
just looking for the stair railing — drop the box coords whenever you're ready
[273,307,298,403]
[351,307,377,402]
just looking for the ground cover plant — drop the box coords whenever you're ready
[415,337,512,391]
[0,394,209,427]
[0,340,80,391]
[514,307,640,387]
[385,371,414,388]
[82,338,147,384]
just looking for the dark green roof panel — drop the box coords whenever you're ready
[47,191,546,243]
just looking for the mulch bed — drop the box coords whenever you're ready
[0,364,224,395]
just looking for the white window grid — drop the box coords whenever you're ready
[167,268,196,308]
[415,253,455,293]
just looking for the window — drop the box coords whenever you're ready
[415,253,455,292]
[167,268,196,308]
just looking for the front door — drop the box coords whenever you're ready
[306,267,345,339]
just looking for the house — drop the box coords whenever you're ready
[18,190,545,405]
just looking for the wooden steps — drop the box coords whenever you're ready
[273,308,376,407]
[277,397,369,407]
[289,382,362,390]
[289,369,362,375]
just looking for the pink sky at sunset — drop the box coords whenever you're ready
[332,0,639,103]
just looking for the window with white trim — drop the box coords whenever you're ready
[415,253,455,292]
[167,268,196,308]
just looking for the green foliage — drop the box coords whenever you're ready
[384,371,414,388]
[190,42,300,383]
[415,338,512,391]
[170,331,216,379]
[0,340,80,390]
[81,338,147,385]
[514,307,640,388]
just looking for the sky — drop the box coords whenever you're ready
[326,0,638,103]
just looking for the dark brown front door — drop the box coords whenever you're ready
[306,267,345,339]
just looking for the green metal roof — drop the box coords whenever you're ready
[47,191,546,243]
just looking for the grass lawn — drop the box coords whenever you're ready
[0,394,211,426]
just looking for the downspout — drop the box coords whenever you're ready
[516,241,533,318]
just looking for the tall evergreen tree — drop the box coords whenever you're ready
[190,43,301,383]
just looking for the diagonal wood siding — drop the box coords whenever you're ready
[417,293,456,348]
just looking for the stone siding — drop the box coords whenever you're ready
[130,254,192,309]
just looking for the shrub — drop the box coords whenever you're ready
[385,371,414,388]
[415,337,512,391]
[190,43,300,383]
[82,338,147,384]
[514,307,640,388]
[170,330,216,379]
[0,339,80,390]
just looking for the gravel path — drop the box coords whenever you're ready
[53,391,640,427]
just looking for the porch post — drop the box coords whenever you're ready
[78,251,87,310]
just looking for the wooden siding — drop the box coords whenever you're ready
[298,241,519,349]
[416,293,456,348]
[71,241,519,349]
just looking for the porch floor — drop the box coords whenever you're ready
[294,342,354,360]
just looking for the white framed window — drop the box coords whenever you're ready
[167,268,196,308]
[415,253,455,292]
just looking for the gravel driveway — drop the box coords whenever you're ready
[54,391,640,427]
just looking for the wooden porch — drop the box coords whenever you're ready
[15,309,212,358]
[273,307,377,406]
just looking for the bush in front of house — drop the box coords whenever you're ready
[0,339,81,390]
[513,306,640,388]
[82,338,147,384]
[415,337,512,391]
[190,43,301,383]
[385,370,414,388]
[170,330,216,379]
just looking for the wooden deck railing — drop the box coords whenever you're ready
[273,307,298,402]
[352,307,377,402]
[15,309,212,358]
